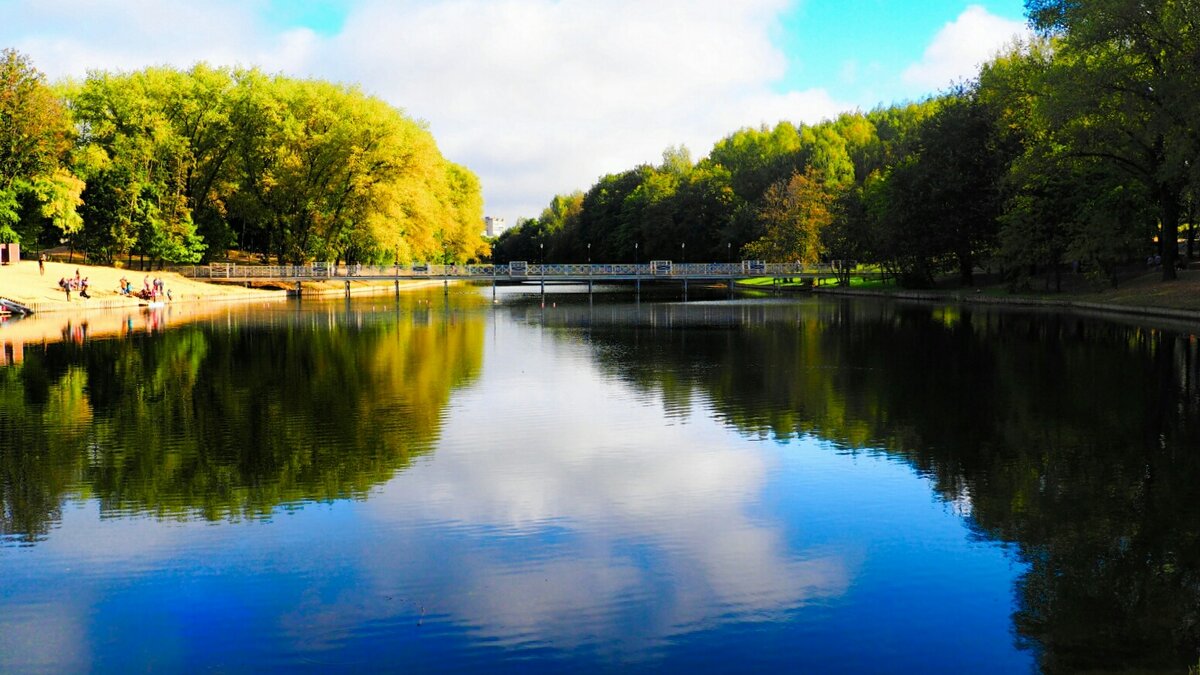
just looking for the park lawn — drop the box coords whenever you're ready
[737,275,896,290]
[814,268,1200,314]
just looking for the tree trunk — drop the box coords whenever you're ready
[1188,197,1197,260]
[1161,187,1180,281]
[958,250,974,286]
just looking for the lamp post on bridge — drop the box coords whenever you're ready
[634,242,640,298]
[681,241,687,301]
[727,241,733,298]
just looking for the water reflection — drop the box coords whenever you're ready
[0,292,484,543]
[2,291,1199,672]
[530,297,1200,673]
[356,375,851,654]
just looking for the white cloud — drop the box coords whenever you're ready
[901,5,1031,91]
[331,331,852,651]
[1,0,849,223]
[318,0,847,221]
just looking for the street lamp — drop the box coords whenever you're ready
[587,242,591,265]
[681,242,686,264]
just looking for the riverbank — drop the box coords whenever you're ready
[811,269,1200,323]
[0,259,453,314]
[0,259,285,314]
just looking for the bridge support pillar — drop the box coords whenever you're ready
[683,277,688,302]
[345,279,351,299]
[296,281,302,297]
[395,279,400,297]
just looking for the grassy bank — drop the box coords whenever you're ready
[809,268,1200,320]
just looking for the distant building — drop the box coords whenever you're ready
[484,216,509,238]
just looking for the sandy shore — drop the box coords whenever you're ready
[1,258,285,313]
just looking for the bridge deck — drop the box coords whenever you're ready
[176,262,867,283]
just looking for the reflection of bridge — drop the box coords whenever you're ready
[178,261,856,284]
[175,261,874,299]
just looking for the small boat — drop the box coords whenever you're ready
[0,298,32,316]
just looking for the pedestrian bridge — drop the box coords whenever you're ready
[176,260,855,284]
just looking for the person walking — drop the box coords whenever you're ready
[38,253,45,275]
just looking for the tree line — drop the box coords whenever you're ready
[0,51,487,267]
[495,0,1200,288]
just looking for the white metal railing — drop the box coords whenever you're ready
[171,261,860,280]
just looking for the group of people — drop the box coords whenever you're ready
[58,270,90,300]
[118,275,171,302]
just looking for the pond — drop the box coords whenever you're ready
[1,284,1198,673]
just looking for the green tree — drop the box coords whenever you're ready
[870,90,1012,286]
[822,185,874,284]
[0,49,75,244]
[1025,0,1200,280]
[70,68,206,266]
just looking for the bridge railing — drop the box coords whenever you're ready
[172,261,851,279]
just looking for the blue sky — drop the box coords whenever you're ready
[777,0,1028,106]
[1,0,1031,221]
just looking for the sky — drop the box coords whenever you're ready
[0,0,1031,224]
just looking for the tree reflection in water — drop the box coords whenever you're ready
[3,292,1199,671]
[0,296,484,540]
[534,298,1200,673]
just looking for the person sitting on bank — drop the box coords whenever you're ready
[79,277,91,299]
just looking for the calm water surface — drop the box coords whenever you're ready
[1,285,1198,673]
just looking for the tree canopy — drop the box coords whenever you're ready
[0,57,486,266]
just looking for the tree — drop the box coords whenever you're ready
[0,49,75,244]
[869,89,1012,286]
[822,185,874,285]
[709,122,805,203]
[1025,0,1200,280]
[743,167,833,264]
